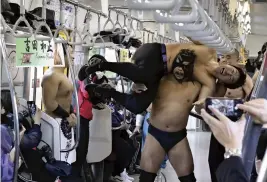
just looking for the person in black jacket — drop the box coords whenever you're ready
[1,89,42,149]
[201,98,267,182]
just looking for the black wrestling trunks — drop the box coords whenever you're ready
[148,124,187,153]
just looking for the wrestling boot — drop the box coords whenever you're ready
[78,54,107,81]
[85,83,115,103]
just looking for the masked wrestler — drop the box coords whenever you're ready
[84,60,246,182]
[118,68,244,182]
[79,43,246,114]
[41,44,77,164]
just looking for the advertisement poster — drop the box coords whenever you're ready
[120,49,129,62]
[16,37,65,67]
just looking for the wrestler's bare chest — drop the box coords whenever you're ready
[225,87,245,99]
[150,75,201,132]
[55,74,74,101]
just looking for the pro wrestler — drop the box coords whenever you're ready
[209,54,253,182]
[132,73,201,182]
[41,44,77,163]
[79,43,246,114]
[219,53,253,99]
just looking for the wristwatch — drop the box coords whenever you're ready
[224,148,242,159]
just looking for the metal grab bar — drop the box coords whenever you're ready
[152,31,159,42]
[69,5,83,45]
[60,43,80,152]
[93,14,105,48]
[147,33,151,43]
[153,0,199,23]
[54,0,69,43]
[191,33,219,41]
[242,52,267,177]
[65,0,107,18]
[82,11,94,47]
[127,0,177,11]
[34,0,53,41]
[1,14,13,34]
[171,4,208,31]
[133,21,142,40]
[184,28,215,37]
[115,47,127,124]
[103,9,115,31]
[257,150,267,182]
[0,39,20,182]
[12,0,33,38]
[120,15,130,36]
[112,13,123,34]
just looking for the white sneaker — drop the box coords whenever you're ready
[155,169,163,182]
[114,175,132,182]
[121,169,134,181]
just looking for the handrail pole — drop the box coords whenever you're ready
[60,44,80,152]
[1,39,20,182]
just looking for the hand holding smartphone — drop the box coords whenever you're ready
[205,97,244,121]
[27,101,36,116]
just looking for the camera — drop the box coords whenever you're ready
[205,97,244,121]
[17,101,37,130]
[40,145,56,164]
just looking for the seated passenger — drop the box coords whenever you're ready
[1,89,43,181]
[80,43,246,114]
[1,125,24,182]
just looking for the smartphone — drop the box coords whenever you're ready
[205,97,244,121]
[27,101,36,116]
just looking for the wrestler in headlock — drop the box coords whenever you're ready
[209,53,253,182]
[78,43,246,182]
[79,43,247,114]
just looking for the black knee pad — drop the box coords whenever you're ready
[179,173,196,182]
[139,170,157,182]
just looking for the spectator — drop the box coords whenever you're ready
[1,89,42,150]
[72,72,109,176]
[1,89,42,182]
[201,98,267,182]
[1,124,25,182]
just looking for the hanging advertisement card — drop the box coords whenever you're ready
[120,49,129,62]
[16,37,65,67]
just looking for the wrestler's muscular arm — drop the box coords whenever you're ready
[193,49,217,113]
[187,37,203,46]
[195,71,216,102]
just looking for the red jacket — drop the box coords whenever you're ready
[74,80,93,120]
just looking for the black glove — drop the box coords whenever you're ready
[94,84,116,99]
[85,84,115,105]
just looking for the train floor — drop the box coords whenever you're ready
[130,131,211,182]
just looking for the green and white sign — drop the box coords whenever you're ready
[16,37,65,67]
